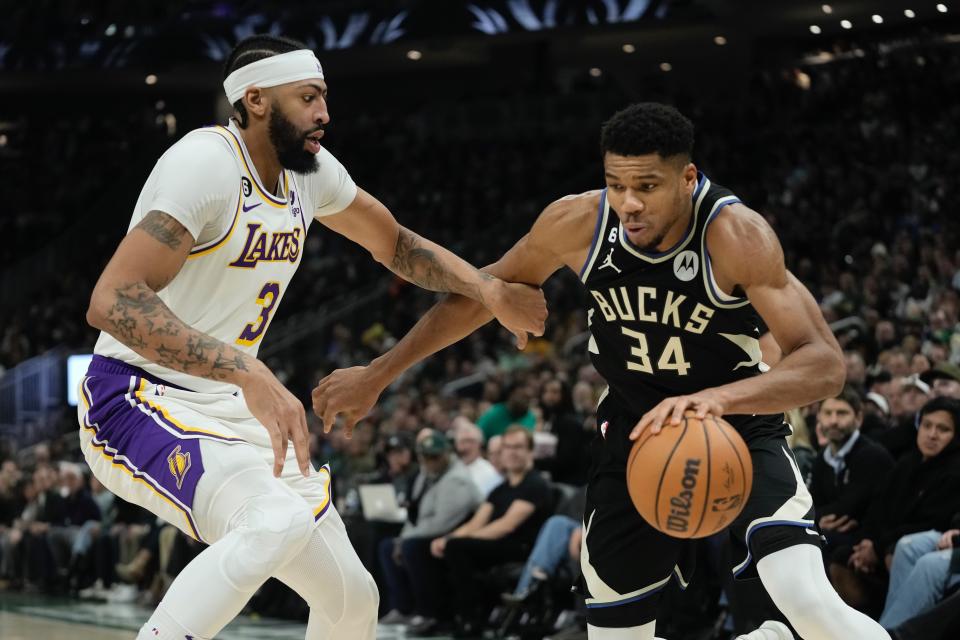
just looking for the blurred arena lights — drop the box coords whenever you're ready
[406,49,422,60]
[714,35,727,45]
[589,67,602,77]
[937,4,948,13]
[622,43,636,53]
[905,9,917,17]
[872,14,884,23]
[144,74,157,85]
[822,4,833,14]
[659,61,672,71]
[841,19,852,29]
[810,24,822,34]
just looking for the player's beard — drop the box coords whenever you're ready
[268,106,321,175]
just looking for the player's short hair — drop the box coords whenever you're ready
[222,34,308,128]
[600,102,694,162]
[824,385,863,415]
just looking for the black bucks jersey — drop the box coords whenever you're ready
[581,173,784,439]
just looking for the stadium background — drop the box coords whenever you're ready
[1,1,959,638]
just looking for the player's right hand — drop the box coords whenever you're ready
[312,365,383,438]
[241,362,311,478]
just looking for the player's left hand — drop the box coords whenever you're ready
[482,278,548,349]
[630,391,726,440]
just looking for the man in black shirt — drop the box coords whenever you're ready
[811,387,895,554]
[430,425,551,636]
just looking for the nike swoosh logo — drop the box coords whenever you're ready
[242,202,261,212]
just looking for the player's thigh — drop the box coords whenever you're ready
[582,474,691,628]
[728,431,820,580]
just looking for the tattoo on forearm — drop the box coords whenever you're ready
[391,228,492,298]
[135,211,187,250]
[104,281,250,381]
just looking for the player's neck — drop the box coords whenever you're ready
[237,127,283,196]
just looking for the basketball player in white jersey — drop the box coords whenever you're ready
[78,35,546,640]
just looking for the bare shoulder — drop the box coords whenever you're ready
[707,202,786,290]
[531,190,602,253]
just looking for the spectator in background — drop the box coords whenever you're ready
[811,388,894,555]
[371,434,419,507]
[477,383,536,441]
[47,463,100,587]
[379,430,482,626]
[785,407,817,486]
[831,398,960,616]
[876,376,932,460]
[845,351,868,390]
[534,379,592,486]
[452,417,501,497]
[506,485,586,601]
[430,426,552,637]
[879,512,960,630]
[922,362,960,399]
[487,435,505,474]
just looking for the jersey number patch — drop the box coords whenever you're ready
[236,281,281,346]
[620,328,691,376]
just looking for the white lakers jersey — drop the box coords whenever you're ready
[94,120,357,394]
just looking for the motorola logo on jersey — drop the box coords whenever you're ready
[673,250,699,282]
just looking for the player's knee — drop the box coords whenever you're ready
[223,494,314,590]
[344,567,378,619]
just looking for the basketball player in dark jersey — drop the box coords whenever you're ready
[313,103,890,639]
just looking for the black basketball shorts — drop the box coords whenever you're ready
[581,391,821,628]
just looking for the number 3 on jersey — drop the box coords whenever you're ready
[620,327,691,375]
[236,282,281,346]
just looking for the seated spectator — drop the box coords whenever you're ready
[785,407,817,486]
[879,517,960,629]
[477,383,536,441]
[369,433,419,506]
[378,430,482,624]
[451,417,502,497]
[534,378,592,485]
[811,388,894,553]
[431,425,552,636]
[876,375,932,460]
[922,362,960,400]
[507,485,586,601]
[487,435,505,474]
[830,397,960,616]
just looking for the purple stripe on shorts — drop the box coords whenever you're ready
[82,371,206,532]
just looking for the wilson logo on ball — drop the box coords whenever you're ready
[666,458,701,533]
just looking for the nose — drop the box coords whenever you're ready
[315,100,330,125]
[621,190,644,214]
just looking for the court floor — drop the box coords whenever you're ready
[0,592,441,639]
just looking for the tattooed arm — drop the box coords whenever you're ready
[319,187,547,341]
[87,210,311,476]
[86,211,254,384]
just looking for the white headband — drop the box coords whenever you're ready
[223,49,324,104]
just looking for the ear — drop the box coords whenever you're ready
[683,162,698,194]
[243,87,268,120]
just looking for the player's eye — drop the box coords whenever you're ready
[643,184,657,191]
[303,95,314,103]
[609,184,625,192]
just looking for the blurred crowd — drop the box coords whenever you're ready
[2,31,960,640]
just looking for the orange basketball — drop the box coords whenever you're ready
[626,413,753,539]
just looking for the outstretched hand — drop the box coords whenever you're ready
[312,366,383,438]
[484,279,548,350]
